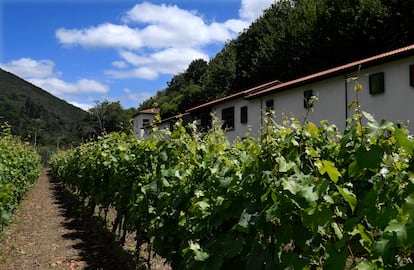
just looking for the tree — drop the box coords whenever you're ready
[80,100,131,139]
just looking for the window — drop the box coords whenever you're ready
[265,99,274,112]
[369,72,385,94]
[240,106,248,124]
[221,107,234,130]
[304,90,314,109]
[142,118,150,128]
[410,64,414,87]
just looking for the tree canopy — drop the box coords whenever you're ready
[80,100,134,140]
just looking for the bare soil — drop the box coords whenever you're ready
[0,171,170,270]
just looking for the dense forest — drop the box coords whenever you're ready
[139,0,414,118]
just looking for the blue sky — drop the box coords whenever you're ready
[0,0,274,111]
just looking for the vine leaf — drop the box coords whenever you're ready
[317,160,341,183]
[336,185,356,213]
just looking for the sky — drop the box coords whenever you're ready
[0,0,274,111]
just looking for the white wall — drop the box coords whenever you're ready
[133,113,156,138]
[260,77,347,131]
[208,55,414,141]
[347,57,414,132]
[212,98,263,141]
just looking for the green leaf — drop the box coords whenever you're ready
[324,243,347,270]
[356,145,384,170]
[197,200,210,211]
[354,261,376,270]
[331,222,343,239]
[385,219,407,245]
[403,193,414,217]
[318,160,341,183]
[302,204,334,233]
[336,185,356,213]
[395,128,414,154]
[307,122,318,138]
[187,241,210,261]
[372,233,396,264]
[277,156,296,173]
[357,224,374,251]
[235,209,252,233]
[194,250,209,261]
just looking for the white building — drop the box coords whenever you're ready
[186,44,414,141]
[132,108,159,138]
[133,45,414,141]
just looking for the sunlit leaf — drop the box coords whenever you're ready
[336,185,356,213]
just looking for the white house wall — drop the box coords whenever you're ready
[212,99,252,141]
[133,113,156,138]
[261,77,347,131]
[209,55,414,141]
[346,57,414,132]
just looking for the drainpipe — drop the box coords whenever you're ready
[260,97,264,132]
[344,75,348,128]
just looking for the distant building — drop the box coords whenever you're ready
[135,44,414,140]
[132,108,159,138]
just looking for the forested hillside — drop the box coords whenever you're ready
[139,0,414,118]
[0,68,87,147]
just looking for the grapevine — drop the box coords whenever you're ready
[0,124,42,231]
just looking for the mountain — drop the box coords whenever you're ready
[0,68,88,147]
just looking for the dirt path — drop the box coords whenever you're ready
[0,171,137,270]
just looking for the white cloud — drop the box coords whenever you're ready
[0,58,56,78]
[106,48,209,79]
[56,2,247,51]
[69,101,93,111]
[56,23,143,49]
[29,77,109,96]
[239,0,275,22]
[123,88,153,105]
[119,50,151,66]
[54,1,273,84]
[106,67,158,80]
[112,61,128,69]
[150,48,209,74]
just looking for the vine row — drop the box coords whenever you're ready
[0,125,42,231]
[50,113,414,269]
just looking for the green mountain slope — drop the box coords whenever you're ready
[0,68,87,147]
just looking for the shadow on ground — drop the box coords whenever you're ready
[49,174,140,270]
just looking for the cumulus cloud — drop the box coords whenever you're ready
[0,58,56,79]
[239,0,275,22]
[56,23,143,49]
[54,1,269,87]
[107,48,208,79]
[55,1,273,81]
[29,77,109,96]
[56,3,241,50]
[106,67,159,80]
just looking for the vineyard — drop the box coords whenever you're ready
[49,104,414,270]
[0,124,42,231]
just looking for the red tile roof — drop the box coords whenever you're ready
[138,108,160,114]
[186,80,281,112]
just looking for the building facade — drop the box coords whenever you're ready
[134,45,414,141]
